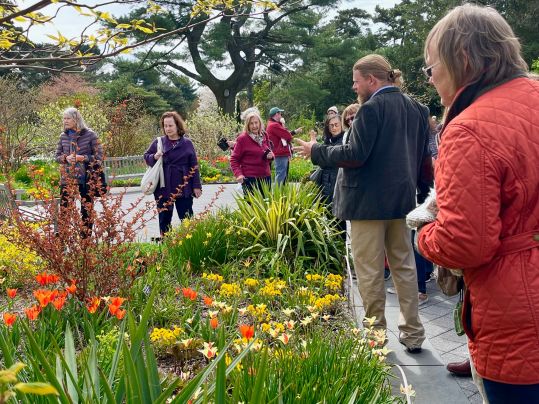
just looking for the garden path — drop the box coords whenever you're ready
[115,184,480,402]
[110,184,240,241]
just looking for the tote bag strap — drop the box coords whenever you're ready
[157,137,165,188]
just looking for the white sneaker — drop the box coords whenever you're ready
[418,293,429,306]
[386,287,397,294]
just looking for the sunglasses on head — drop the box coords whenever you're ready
[422,61,440,78]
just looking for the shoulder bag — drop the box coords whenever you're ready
[141,137,165,195]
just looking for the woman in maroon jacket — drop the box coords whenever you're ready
[230,111,274,196]
[144,111,202,236]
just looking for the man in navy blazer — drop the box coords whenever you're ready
[296,54,432,353]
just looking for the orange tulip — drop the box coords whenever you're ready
[52,295,67,310]
[6,288,17,299]
[115,309,126,320]
[87,297,100,314]
[109,297,126,307]
[66,283,77,295]
[25,305,41,321]
[210,316,219,329]
[239,324,255,340]
[182,287,197,301]
[3,312,17,326]
[34,289,55,307]
[35,272,48,286]
[35,272,59,286]
[203,296,213,306]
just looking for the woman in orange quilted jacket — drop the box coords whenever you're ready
[417,4,539,403]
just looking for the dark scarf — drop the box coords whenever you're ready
[441,73,526,139]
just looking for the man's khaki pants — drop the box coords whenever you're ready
[350,219,425,347]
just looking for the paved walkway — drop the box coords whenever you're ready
[114,184,481,403]
[109,184,240,241]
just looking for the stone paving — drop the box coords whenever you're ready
[114,184,482,403]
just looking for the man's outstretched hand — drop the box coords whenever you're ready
[294,130,317,159]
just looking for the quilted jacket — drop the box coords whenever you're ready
[266,119,293,157]
[418,77,539,384]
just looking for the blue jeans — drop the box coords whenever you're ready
[412,230,433,294]
[274,156,289,185]
[483,379,539,404]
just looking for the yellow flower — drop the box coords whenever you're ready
[244,278,260,289]
[364,316,377,327]
[277,333,290,345]
[198,341,218,359]
[238,307,248,316]
[206,232,212,238]
[305,273,323,282]
[400,384,416,398]
[282,308,295,317]
[202,272,224,283]
[219,282,241,298]
[185,234,192,239]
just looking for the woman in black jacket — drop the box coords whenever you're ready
[313,114,346,237]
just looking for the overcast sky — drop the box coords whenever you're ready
[26,0,401,43]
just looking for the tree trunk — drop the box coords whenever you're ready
[214,90,237,115]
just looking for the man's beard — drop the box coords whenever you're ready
[358,89,372,104]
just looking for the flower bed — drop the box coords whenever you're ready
[0,183,402,402]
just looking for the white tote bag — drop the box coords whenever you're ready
[141,137,165,195]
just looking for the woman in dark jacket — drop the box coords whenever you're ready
[314,114,346,236]
[144,111,202,236]
[55,107,103,235]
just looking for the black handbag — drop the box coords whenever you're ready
[217,138,230,151]
[309,167,323,184]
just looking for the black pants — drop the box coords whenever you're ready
[483,379,539,404]
[157,196,193,235]
[242,176,271,197]
[60,184,93,236]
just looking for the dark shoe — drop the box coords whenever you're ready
[384,268,391,281]
[399,338,422,354]
[447,359,472,377]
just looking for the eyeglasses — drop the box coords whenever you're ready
[422,61,440,78]
[329,123,341,128]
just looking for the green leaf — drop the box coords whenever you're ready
[143,332,162,400]
[215,329,226,404]
[0,329,14,367]
[122,340,143,401]
[64,325,79,403]
[98,367,116,404]
[249,347,269,404]
[18,321,71,404]
[7,362,25,375]
[14,382,59,396]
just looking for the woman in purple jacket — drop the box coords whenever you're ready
[144,111,202,236]
[230,111,274,196]
[55,107,103,235]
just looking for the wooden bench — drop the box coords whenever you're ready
[103,155,147,181]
